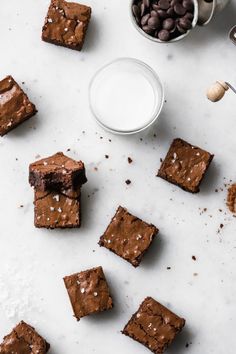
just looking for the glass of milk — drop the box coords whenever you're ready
[89,58,164,135]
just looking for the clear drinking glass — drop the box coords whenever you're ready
[89,58,164,135]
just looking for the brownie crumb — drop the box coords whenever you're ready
[220,223,224,229]
[167,266,171,270]
[128,157,133,164]
[160,158,163,163]
[125,179,131,185]
[105,155,109,159]
[192,255,196,261]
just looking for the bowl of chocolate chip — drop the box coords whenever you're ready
[131,0,198,43]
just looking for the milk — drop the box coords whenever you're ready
[90,59,163,134]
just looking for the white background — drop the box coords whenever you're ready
[0,0,236,353]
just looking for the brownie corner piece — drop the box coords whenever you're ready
[42,0,92,51]
[99,206,158,267]
[157,138,214,193]
[0,75,37,136]
[63,266,113,320]
[0,321,50,353]
[34,188,81,229]
[122,297,185,354]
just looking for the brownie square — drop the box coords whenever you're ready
[122,297,185,354]
[0,76,37,136]
[34,186,81,228]
[42,0,91,51]
[63,266,113,320]
[157,138,214,193]
[29,152,87,191]
[0,321,50,354]
[99,206,158,267]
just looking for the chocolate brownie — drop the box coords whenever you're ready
[34,186,81,228]
[29,152,87,191]
[227,183,236,214]
[0,76,37,136]
[0,321,50,354]
[42,0,92,51]
[99,206,158,267]
[63,266,113,320]
[157,138,214,193]
[122,297,185,354]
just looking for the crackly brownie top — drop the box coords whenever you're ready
[42,0,91,48]
[227,184,236,214]
[30,152,84,174]
[64,266,113,320]
[99,206,158,267]
[0,76,36,133]
[0,321,49,354]
[158,138,213,193]
[29,151,86,190]
[34,187,81,228]
[123,297,185,354]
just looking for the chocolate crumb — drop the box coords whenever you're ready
[167,267,171,270]
[67,148,71,152]
[215,189,218,193]
[128,157,133,164]
[105,155,109,159]
[160,158,163,163]
[94,167,98,171]
[192,256,196,261]
[125,179,131,185]
[220,223,224,229]
[193,273,198,276]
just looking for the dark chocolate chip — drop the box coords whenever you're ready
[178,17,192,29]
[132,5,141,19]
[163,17,175,30]
[156,9,168,18]
[158,29,170,41]
[152,4,160,10]
[158,0,170,10]
[176,23,187,33]
[140,3,146,16]
[182,0,194,11]
[150,10,158,17]
[142,25,154,34]
[184,12,194,21]
[167,7,176,16]
[141,13,151,26]
[143,0,150,7]
[174,3,186,15]
[148,16,161,29]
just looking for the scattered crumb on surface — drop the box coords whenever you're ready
[128,157,133,164]
[125,179,131,185]
[192,256,196,261]
[105,155,109,159]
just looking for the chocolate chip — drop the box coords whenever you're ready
[141,13,151,26]
[183,0,194,11]
[176,23,187,33]
[163,17,175,30]
[178,17,192,29]
[132,5,141,19]
[148,15,161,29]
[152,4,160,10]
[174,3,186,15]
[184,11,194,21]
[142,25,154,34]
[150,10,158,17]
[158,0,170,10]
[158,29,170,41]
[143,0,151,7]
[167,7,175,16]
[156,9,168,18]
[140,3,146,16]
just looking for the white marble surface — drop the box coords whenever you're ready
[0,0,236,353]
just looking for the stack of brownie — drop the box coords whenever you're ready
[29,152,87,228]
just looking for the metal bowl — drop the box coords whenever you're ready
[130,0,199,43]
